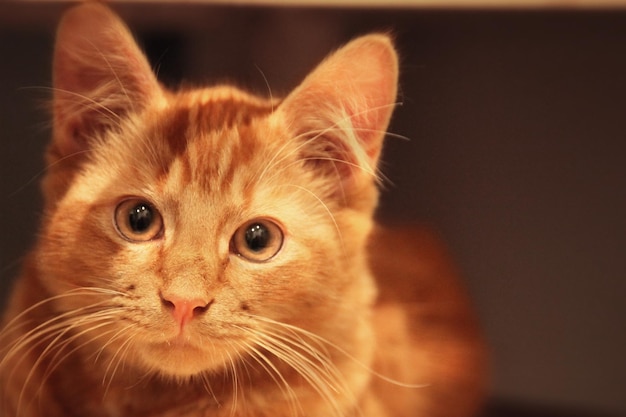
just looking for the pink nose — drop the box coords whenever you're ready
[160,294,211,328]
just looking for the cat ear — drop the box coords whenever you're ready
[278,34,399,195]
[52,3,160,157]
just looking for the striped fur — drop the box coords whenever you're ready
[0,4,485,417]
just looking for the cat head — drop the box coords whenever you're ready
[37,3,398,378]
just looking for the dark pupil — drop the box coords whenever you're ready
[128,204,153,233]
[245,223,269,252]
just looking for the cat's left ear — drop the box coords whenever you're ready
[278,34,399,194]
[51,3,161,158]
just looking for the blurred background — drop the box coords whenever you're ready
[1,1,625,416]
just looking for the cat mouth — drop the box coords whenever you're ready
[156,329,210,350]
[164,335,196,348]
[142,337,228,376]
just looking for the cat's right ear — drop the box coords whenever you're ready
[52,3,161,158]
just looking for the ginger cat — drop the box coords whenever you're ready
[0,3,486,417]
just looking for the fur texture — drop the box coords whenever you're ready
[0,4,486,417]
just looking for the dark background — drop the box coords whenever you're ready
[1,2,625,416]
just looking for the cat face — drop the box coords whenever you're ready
[34,3,398,379]
[39,89,358,377]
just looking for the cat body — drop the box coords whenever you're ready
[0,4,485,417]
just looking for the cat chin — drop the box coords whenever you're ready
[139,340,231,378]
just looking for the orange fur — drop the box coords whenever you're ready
[0,4,485,417]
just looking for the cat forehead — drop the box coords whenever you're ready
[146,86,277,156]
[166,86,275,131]
[79,86,287,200]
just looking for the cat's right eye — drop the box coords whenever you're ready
[114,199,163,242]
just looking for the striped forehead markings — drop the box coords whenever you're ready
[153,94,275,193]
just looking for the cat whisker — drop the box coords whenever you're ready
[236,320,352,417]
[199,371,222,411]
[12,308,127,414]
[0,287,118,341]
[39,310,123,366]
[255,316,428,390]
[42,320,121,382]
[1,304,110,366]
[206,365,226,408]
[0,286,131,409]
[35,321,124,406]
[237,338,303,417]
[93,320,135,364]
[255,335,345,417]
[224,348,241,417]
[102,329,137,397]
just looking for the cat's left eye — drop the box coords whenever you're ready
[114,199,163,242]
[231,219,284,262]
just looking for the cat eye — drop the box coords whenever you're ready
[231,219,284,262]
[114,199,163,242]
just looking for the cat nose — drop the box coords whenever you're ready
[160,293,212,328]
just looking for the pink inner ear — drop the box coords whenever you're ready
[280,34,399,176]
